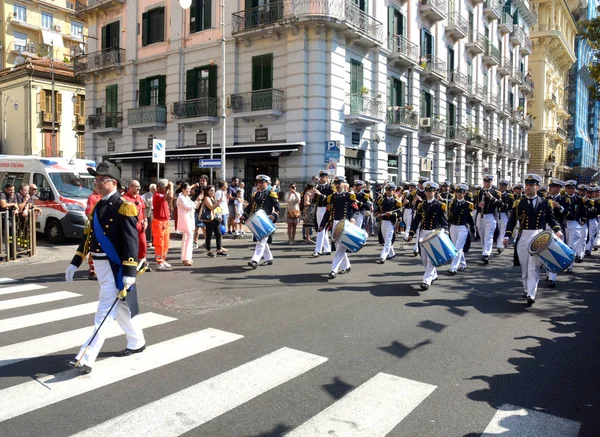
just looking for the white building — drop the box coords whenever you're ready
[76,0,534,189]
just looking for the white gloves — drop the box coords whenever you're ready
[123,276,136,289]
[65,264,78,282]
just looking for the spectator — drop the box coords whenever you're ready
[29,184,39,200]
[192,175,209,249]
[216,180,229,235]
[301,184,315,244]
[227,177,240,234]
[173,181,183,233]
[123,180,150,273]
[152,179,173,270]
[234,188,245,236]
[273,178,281,195]
[0,184,19,256]
[177,182,200,266]
[251,181,258,197]
[141,184,156,247]
[201,185,227,257]
[285,183,301,244]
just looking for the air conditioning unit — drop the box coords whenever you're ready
[420,117,431,128]
[55,23,63,32]
[230,95,244,111]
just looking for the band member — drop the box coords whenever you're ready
[376,183,402,264]
[65,161,145,374]
[582,186,597,257]
[512,183,523,201]
[545,179,565,288]
[407,181,448,290]
[559,180,587,271]
[503,174,563,307]
[409,177,428,255]
[402,181,418,241]
[242,175,280,269]
[319,176,358,279]
[352,180,371,229]
[496,179,514,253]
[475,175,502,264]
[311,170,333,258]
[594,187,600,250]
[448,183,475,275]
[438,181,454,211]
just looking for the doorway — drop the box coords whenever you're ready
[245,157,279,197]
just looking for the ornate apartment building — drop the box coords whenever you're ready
[74,0,536,188]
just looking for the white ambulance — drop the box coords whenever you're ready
[0,156,97,243]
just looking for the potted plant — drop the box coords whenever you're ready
[359,86,369,96]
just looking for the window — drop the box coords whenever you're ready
[387,6,405,38]
[139,76,166,106]
[142,7,165,46]
[350,60,364,112]
[41,12,53,29]
[388,77,404,107]
[14,4,26,21]
[185,66,217,99]
[190,0,211,33]
[13,31,27,52]
[71,21,83,38]
[101,21,120,49]
[77,135,85,158]
[74,95,85,117]
[447,102,456,126]
[38,90,62,117]
[252,54,273,91]
[420,91,433,118]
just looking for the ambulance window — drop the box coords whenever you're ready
[33,173,51,190]
[13,173,30,190]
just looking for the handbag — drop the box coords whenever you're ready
[287,209,300,218]
[200,205,213,222]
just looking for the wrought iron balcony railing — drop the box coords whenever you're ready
[74,48,125,75]
[421,119,447,137]
[387,35,419,60]
[446,12,469,35]
[75,0,125,13]
[40,149,63,158]
[467,29,485,48]
[128,105,167,126]
[230,89,284,113]
[447,70,468,90]
[346,94,385,119]
[386,107,419,128]
[421,54,446,77]
[446,125,467,143]
[87,112,123,130]
[172,97,220,119]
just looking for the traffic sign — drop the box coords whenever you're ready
[152,139,166,164]
[199,158,222,168]
[324,140,340,164]
[327,160,337,173]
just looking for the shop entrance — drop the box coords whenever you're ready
[245,157,279,197]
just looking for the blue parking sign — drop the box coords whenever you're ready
[324,140,340,164]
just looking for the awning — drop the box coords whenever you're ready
[42,29,64,49]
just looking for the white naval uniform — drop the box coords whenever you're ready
[75,258,145,367]
[402,207,413,240]
[516,229,544,300]
[449,224,469,272]
[354,211,365,229]
[419,229,438,285]
[251,236,273,263]
[478,213,497,256]
[331,220,350,273]
[565,219,582,268]
[315,206,331,254]
[496,212,510,249]
[379,219,396,260]
[585,216,598,253]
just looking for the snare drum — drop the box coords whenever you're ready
[332,220,368,253]
[528,230,574,273]
[419,229,457,267]
[246,209,276,241]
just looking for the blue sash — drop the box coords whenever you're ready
[93,209,124,290]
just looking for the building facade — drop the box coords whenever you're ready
[567,0,600,183]
[76,0,535,190]
[526,0,577,183]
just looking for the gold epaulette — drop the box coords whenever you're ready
[441,203,447,211]
[269,191,278,199]
[349,193,357,201]
[123,257,137,267]
[377,198,384,206]
[118,200,138,217]
[508,194,514,200]
[513,198,521,209]
[396,200,403,207]
[327,194,333,204]
[365,194,371,201]
[468,201,474,210]
[416,203,423,212]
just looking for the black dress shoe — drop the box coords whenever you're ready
[548,280,556,288]
[386,254,396,260]
[261,260,273,266]
[566,268,573,274]
[585,250,591,257]
[376,258,385,264]
[526,297,535,307]
[420,283,429,291]
[447,270,457,276]
[323,252,331,256]
[574,256,583,263]
[413,251,419,257]
[340,267,351,274]
[66,359,92,374]
[497,248,504,254]
[328,271,337,279]
[482,256,489,264]
[115,345,146,357]
[310,253,320,258]
[458,267,466,272]
[248,261,258,269]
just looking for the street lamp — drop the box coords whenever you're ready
[3,95,19,155]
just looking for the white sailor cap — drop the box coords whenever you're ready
[524,174,542,184]
[424,181,439,190]
[499,179,509,186]
[440,180,451,187]
[473,184,482,190]
[408,181,417,187]
[333,175,345,183]
[564,180,578,187]
[318,170,329,177]
[548,178,564,187]
[483,174,494,181]
[455,183,469,191]
[513,183,523,189]
[385,182,397,190]
[578,184,588,190]
[256,174,271,183]
[418,176,429,183]
[353,179,365,186]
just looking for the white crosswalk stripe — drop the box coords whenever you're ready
[0,301,98,334]
[481,404,581,437]
[0,291,81,311]
[71,347,328,437]
[0,283,47,296]
[0,312,177,368]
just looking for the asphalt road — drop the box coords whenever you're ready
[0,232,599,437]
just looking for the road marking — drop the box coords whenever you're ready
[0,328,243,423]
[0,302,98,334]
[71,347,327,437]
[481,404,581,437]
[0,278,17,284]
[0,312,177,368]
[288,373,437,437]
[0,291,81,311]
[0,283,46,296]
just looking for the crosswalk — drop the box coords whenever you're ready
[0,277,583,436]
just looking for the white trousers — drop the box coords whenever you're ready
[545,224,557,282]
[180,229,194,261]
[315,206,331,254]
[565,220,581,268]
[579,223,588,257]
[403,208,413,239]
[449,225,469,272]
[76,259,145,367]
[354,212,364,229]
[419,229,438,285]
[516,230,543,299]
[252,236,273,262]
[595,219,600,247]
[585,218,598,253]
[331,220,350,273]
[496,213,509,249]
[478,213,497,256]
[379,220,396,260]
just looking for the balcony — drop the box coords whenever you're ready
[497,57,511,77]
[508,69,523,86]
[445,12,468,40]
[520,113,532,129]
[556,105,570,119]
[446,70,468,94]
[231,0,384,48]
[510,25,525,46]
[466,30,485,55]
[531,23,576,63]
[513,0,538,26]
[127,105,167,130]
[40,149,64,158]
[419,0,447,22]
[519,76,534,94]
[76,0,126,15]
[466,134,484,151]
[420,54,447,82]
[483,0,502,21]
[419,118,447,141]
[40,111,62,125]
[500,102,512,118]
[511,110,523,123]
[483,42,500,67]
[556,126,568,140]
[520,36,532,55]
[498,12,513,34]
[386,107,419,134]
[483,92,499,110]
[87,112,123,135]
[482,140,499,156]
[230,89,284,120]
[73,48,125,76]
[73,114,86,131]
[445,126,468,145]
[173,97,220,125]
[520,150,530,161]
[545,93,557,109]
[467,82,485,104]
[387,35,419,68]
[345,93,385,126]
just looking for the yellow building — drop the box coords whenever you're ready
[527,0,577,182]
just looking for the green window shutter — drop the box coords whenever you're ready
[203,0,211,30]
[101,25,107,50]
[400,13,406,38]
[186,69,196,100]
[158,8,165,42]
[158,75,166,105]
[388,6,394,38]
[142,12,148,46]
[106,85,118,113]
[139,79,148,106]
[208,65,217,98]
[190,0,197,33]
[387,77,392,107]
[263,54,273,89]
[400,81,405,107]
[252,57,261,91]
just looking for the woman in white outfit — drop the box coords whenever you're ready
[177,182,200,266]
